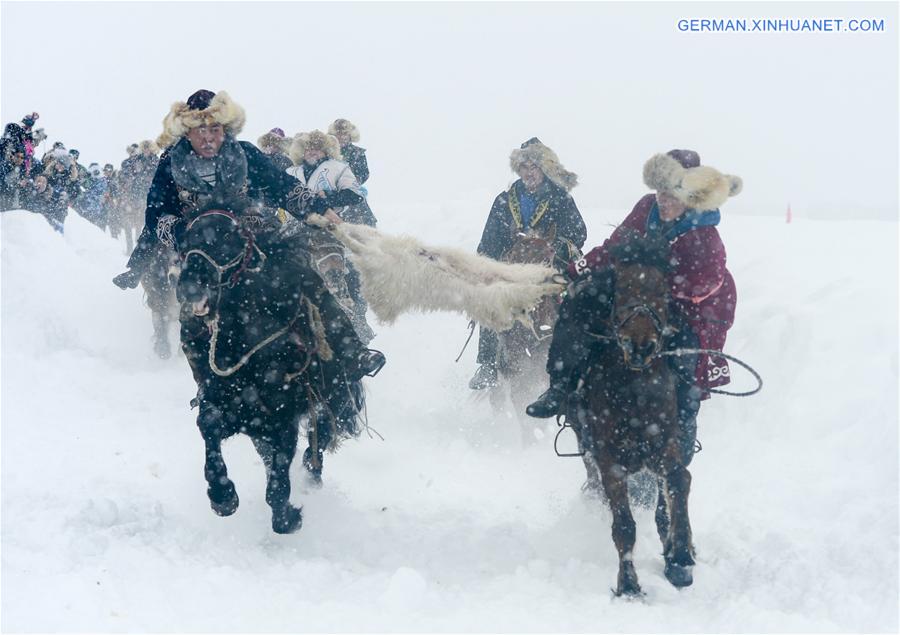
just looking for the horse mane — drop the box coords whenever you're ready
[608,230,675,272]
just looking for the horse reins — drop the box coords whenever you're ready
[181,211,301,378]
[580,294,762,400]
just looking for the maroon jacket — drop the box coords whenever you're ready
[568,193,736,394]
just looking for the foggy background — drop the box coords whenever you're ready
[2,1,898,222]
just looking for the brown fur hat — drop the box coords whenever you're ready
[327,118,360,142]
[157,90,246,149]
[257,128,289,154]
[289,130,343,165]
[643,151,743,211]
[509,137,578,192]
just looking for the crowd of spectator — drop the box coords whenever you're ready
[1,111,159,239]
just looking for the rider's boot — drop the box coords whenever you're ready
[113,267,143,289]
[469,363,498,390]
[113,225,157,289]
[525,282,605,418]
[526,374,568,418]
[308,275,386,382]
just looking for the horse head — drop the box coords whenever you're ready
[177,210,263,319]
[503,225,558,267]
[608,232,674,370]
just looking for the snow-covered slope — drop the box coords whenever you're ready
[1,207,897,632]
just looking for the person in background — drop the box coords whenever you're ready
[80,162,109,229]
[327,118,376,226]
[257,127,293,172]
[468,137,587,390]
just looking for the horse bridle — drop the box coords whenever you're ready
[610,299,670,371]
[182,210,267,290]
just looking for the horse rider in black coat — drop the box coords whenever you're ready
[469,137,587,390]
[111,89,385,383]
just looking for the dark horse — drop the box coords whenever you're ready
[567,232,695,596]
[176,210,360,533]
[490,227,561,444]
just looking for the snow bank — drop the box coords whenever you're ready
[1,206,897,632]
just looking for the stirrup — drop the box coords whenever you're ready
[358,349,386,378]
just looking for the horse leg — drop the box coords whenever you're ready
[151,308,171,359]
[654,475,670,546]
[581,452,603,497]
[266,424,303,534]
[599,459,642,597]
[661,465,695,588]
[303,403,328,486]
[199,411,239,517]
[250,437,274,478]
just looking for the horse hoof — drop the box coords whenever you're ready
[612,585,645,599]
[153,339,171,359]
[208,484,239,517]
[664,562,694,588]
[615,565,643,598]
[302,448,323,485]
[272,505,303,534]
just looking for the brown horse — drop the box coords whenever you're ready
[490,226,563,444]
[568,233,695,597]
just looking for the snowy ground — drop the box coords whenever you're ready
[1,204,897,633]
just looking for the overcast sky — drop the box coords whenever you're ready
[2,1,897,221]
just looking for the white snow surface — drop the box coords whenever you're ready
[1,206,898,633]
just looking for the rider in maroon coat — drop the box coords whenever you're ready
[526,149,742,461]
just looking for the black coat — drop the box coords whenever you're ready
[267,152,293,173]
[341,144,369,184]
[477,179,587,266]
[127,138,322,271]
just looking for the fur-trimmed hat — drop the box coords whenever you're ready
[45,148,73,169]
[643,150,742,211]
[138,139,159,155]
[157,90,246,148]
[258,127,289,153]
[328,118,360,143]
[289,130,342,165]
[509,137,578,192]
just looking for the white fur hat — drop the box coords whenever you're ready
[509,137,578,192]
[328,118,360,142]
[157,90,246,148]
[138,139,159,155]
[258,128,289,153]
[289,130,343,165]
[643,151,743,211]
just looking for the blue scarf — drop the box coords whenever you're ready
[646,201,720,240]
[517,182,539,226]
